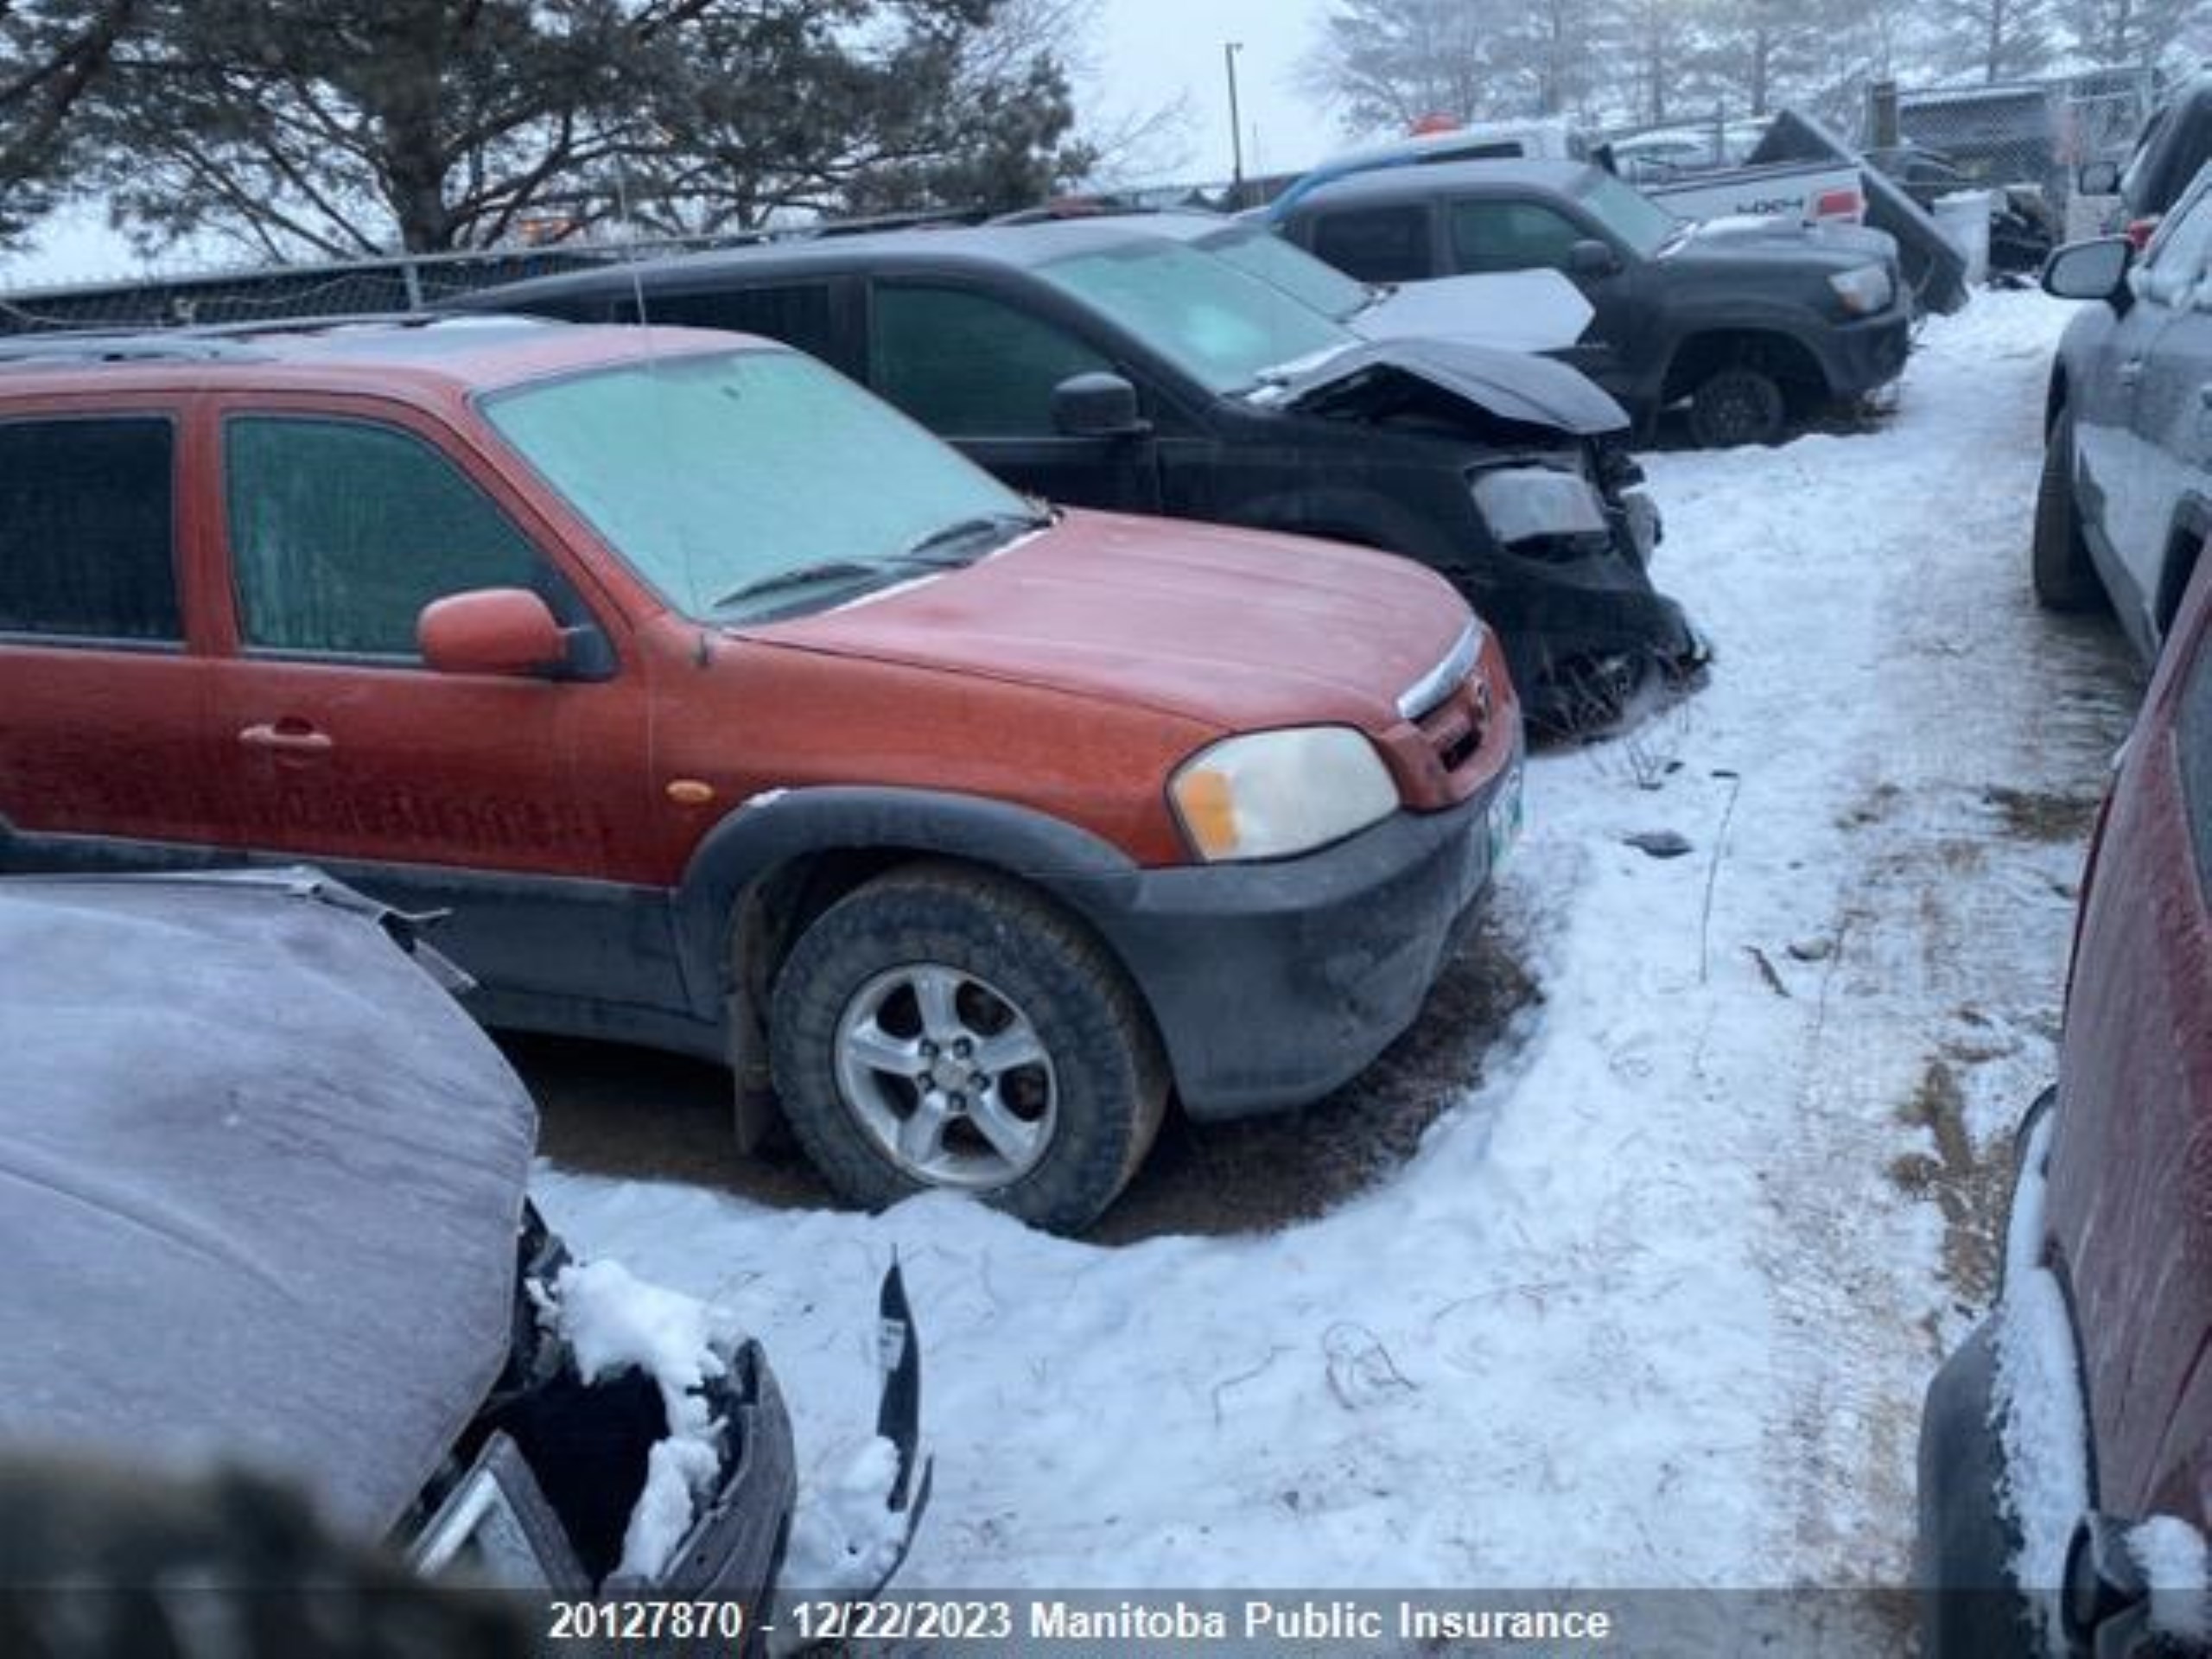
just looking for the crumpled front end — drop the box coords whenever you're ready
[1273,340,1705,737]
[404,1208,931,1622]
[1461,441,1708,737]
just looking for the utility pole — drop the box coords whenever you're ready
[1224,41,1245,207]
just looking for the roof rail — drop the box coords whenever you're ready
[0,310,552,368]
[0,332,272,367]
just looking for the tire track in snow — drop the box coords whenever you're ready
[1690,308,2141,1616]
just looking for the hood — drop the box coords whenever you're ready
[1268,334,1627,435]
[760,511,1474,734]
[0,872,536,1537]
[1351,270,1594,354]
[1680,214,1899,264]
[1660,221,1889,279]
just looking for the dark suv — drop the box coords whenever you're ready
[1916,553,2212,1655]
[462,219,1703,727]
[1274,158,1914,448]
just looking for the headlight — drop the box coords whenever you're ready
[1829,264,1893,315]
[1470,467,1611,548]
[1169,727,1399,862]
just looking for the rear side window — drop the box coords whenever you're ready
[870,283,1109,437]
[1306,207,1432,283]
[2140,182,2212,306]
[643,283,837,361]
[1450,200,1588,274]
[2183,620,2212,892]
[0,417,179,643]
[226,416,571,659]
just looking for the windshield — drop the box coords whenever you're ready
[481,349,1034,621]
[1198,223,1374,321]
[1039,238,1353,392]
[1573,169,1681,258]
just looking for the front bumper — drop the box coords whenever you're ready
[1917,1319,2044,1656]
[1081,745,1522,1121]
[1817,302,1914,399]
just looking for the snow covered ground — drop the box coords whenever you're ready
[535,293,2142,1618]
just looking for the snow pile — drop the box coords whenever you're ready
[1993,1271,2089,1630]
[1992,1103,2087,1656]
[543,1259,734,1580]
[537,291,2135,1599]
[778,1435,910,1593]
[2131,1516,2212,1643]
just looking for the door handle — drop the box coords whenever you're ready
[238,720,333,755]
[2118,359,2145,386]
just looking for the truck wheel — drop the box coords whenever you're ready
[2032,411,2105,613]
[768,861,1166,1234]
[1687,366,1788,448]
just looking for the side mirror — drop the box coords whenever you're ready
[1567,239,1622,277]
[1052,372,1149,439]
[2042,236,2133,305]
[2078,158,2121,196]
[418,588,568,677]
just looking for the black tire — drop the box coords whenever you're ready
[2031,411,2105,613]
[1687,365,1789,448]
[768,861,1166,1233]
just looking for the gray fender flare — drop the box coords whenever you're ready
[671,785,1144,1020]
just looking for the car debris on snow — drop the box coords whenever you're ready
[1624,830,1694,858]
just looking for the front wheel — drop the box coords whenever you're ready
[1687,365,1789,448]
[2031,410,2106,613]
[768,861,1166,1233]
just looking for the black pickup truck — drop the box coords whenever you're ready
[1274,158,1914,448]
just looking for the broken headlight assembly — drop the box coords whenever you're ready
[1469,466,1614,558]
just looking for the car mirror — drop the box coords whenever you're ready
[2078,159,2121,196]
[1052,372,1149,439]
[2042,236,2133,305]
[418,588,569,677]
[1567,239,1622,277]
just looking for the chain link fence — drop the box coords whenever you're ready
[1873,66,2155,212]
[0,213,963,337]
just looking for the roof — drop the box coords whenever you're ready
[0,313,762,399]
[459,218,1189,308]
[1312,118,1584,174]
[1283,157,1601,213]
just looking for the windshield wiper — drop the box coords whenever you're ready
[900,510,1051,563]
[710,558,907,613]
[713,511,1053,613]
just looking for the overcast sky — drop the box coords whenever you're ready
[0,0,1349,288]
[1085,0,1338,186]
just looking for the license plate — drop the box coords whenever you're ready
[1485,763,1525,871]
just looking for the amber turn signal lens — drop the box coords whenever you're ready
[1175,767,1240,860]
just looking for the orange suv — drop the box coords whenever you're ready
[0,316,1522,1230]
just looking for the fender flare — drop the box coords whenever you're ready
[671,785,1143,1018]
[1656,321,1834,402]
[2160,497,2212,634]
